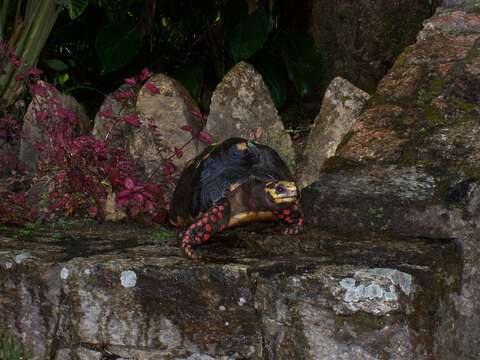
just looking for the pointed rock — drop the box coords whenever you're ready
[92,84,138,146]
[298,77,370,189]
[206,62,295,170]
[20,81,90,172]
[130,74,202,190]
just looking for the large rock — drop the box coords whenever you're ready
[311,0,439,92]
[20,82,90,172]
[298,77,370,189]
[302,2,480,358]
[0,223,460,360]
[206,62,295,170]
[131,74,202,187]
[92,84,138,146]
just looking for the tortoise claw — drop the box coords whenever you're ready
[283,224,303,235]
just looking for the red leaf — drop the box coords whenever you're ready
[134,193,144,203]
[29,83,47,97]
[27,68,43,77]
[138,68,153,82]
[88,206,98,218]
[174,147,183,158]
[198,131,213,145]
[113,90,135,100]
[163,162,175,177]
[99,110,113,119]
[124,177,135,190]
[190,110,203,119]
[124,77,137,85]
[145,82,160,94]
[180,125,193,132]
[123,114,140,127]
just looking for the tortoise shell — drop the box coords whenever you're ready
[170,137,293,225]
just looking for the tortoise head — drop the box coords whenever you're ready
[264,180,298,204]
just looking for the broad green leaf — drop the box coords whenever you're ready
[95,23,142,75]
[67,0,88,19]
[282,32,323,96]
[226,6,268,63]
[58,72,70,85]
[253,52,288,109]
[43,58,69,71]
[173,63,204,101]
[56,0,89,19]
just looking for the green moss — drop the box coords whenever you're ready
[0,335,34,360]
[424,106,446,125]
[452,97,478,112]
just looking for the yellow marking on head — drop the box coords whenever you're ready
[227,211,276,228]
[236,142,248,151]
[265,181,298,204]
[229,182,242,192]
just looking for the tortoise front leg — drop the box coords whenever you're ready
[274,201,304,235]
[181,199,231,259]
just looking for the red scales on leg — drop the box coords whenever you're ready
[181,200,231,259]
[273,201,304,235]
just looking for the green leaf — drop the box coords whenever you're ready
[173,63,204,101]
[282,32,323,96]
[253,52,288,109]
[226,6,268,63]
[43,58,69,71]
[67,0,88,19]
[95,22,142,75]
[58,72,70,85]
[56,0,89,19]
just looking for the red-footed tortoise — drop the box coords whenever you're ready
[169,138,304,258]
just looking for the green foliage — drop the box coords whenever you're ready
[95,22,142,75]
[0,335,33,360]
[42,58,69,71]
[152,228,176,241]
[282,32,323,96]
[253,50,289,108]
[18,0,323,113]
[56,0,89,19]
[173,63,204,102]
[226,5,269,63]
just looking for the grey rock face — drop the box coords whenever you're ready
[303,2,480,358]
[206,62,295,170]
[0,224,460,360]
[298,77,370,189]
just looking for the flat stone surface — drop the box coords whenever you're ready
[0,222,460,360]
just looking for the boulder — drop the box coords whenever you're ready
[302,2,480,358]
[311,0,439,92]
[92,84,138,146]
[206,62,295,170]
[130,74,202,192]
[0,223,460,359]
[20,82,90,172]
[298,77,370,189]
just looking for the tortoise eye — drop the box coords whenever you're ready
[276,184,286,193]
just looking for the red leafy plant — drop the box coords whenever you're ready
[0,48,213,225]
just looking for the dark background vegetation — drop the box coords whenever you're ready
[39,0,321,122]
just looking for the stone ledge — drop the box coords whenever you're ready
[0,224,460,359]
